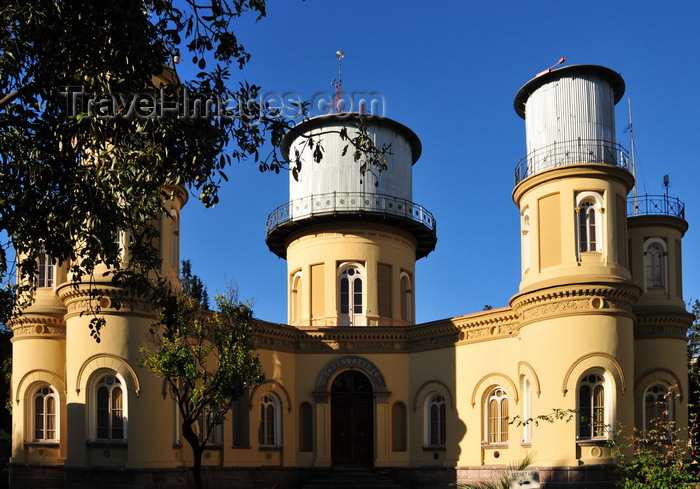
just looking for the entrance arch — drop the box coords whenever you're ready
[331,371,373,464]
[313,356,391,467]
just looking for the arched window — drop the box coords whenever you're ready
[424,394,446,447]
[38,252,54,288]
[196,407,223,446]
[400,272,412,323]
[291,271,302,324]
[259,393,281,447]
[578,373,607,439]
[576,192,603,253]
[32,384,58,441]
[643,383,674,439]
[338,263,364,326]
[94,374,125,441]
[112,228,124,262]
[522,208,531,273]
[485,387,509,444]
[644,239,667,289]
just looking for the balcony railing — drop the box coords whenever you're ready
[514,139,629,185]
[266,192,436,234]
[628,194,686,219]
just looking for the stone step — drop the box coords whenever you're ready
[301,467,404,489]
[303,482,403,489]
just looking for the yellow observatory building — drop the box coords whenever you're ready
[9,65,693,488]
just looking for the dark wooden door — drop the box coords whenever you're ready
[331,371,374,465]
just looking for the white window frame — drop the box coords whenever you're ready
[484,387,509,445]
[259,393,282,447]
[338,262,365,326]
[30,383,59,442]
[642,383,674,439]
[196,406,223,447]
[575,192,604,253]
[576,371,612,440]
[38,252,54,288]
[89,372,127,441]
[423,394,446,447]
[643,238,667,291]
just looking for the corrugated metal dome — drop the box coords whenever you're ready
[513,65,627,181]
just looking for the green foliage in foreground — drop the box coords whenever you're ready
[139,263,264,489]
[455,454,533,489]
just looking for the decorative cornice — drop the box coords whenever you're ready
[57,285,153,318]
[451,311,520,344]
[315,355,389,394]
[511,284,639,326]
[252,308,519,353]
[9,315,66,339]
[633,310,693,340]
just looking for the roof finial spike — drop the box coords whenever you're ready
[330,50,345,113]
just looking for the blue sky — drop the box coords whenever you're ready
[179,1,700,323]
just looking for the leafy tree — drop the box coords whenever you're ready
[457,454,533,489]
[139,265,263,489]
[607,387,696,488]
[180,260,209,309]
[0,0,292,329]
[0,0,388,338]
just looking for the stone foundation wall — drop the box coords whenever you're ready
[9,464,617,489]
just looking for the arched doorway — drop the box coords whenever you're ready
[331,370,374,465]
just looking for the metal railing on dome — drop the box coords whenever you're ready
[266,192,436,234]
[628,194,686,219]
[514,139,629,185]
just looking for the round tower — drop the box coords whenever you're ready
[509,66,640,467]
[512,65,634,294]
[627,196,692,432]
[266,114,436,327]
[56,190,186,468]
[9,258,68,466]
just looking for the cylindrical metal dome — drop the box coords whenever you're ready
[513,65,626,180]
[281,113,421,208]
[266,113,436,259]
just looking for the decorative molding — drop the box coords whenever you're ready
[75,354,141,397]
[633,310,693,340]
[58,285,153,318]
[10,316,66,339]
[561,352,626,396]
[249,380,293,413]
[634,368,684,402]
[252,309,519,354]
[412,380,455,412]
[470,373,519,407]
[15,369,66,404]
[518,361,542,398]
[315,355,388,394]
[511,284,639,326]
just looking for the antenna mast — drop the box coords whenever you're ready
[330,50,344,113]
[627,97,638,215]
